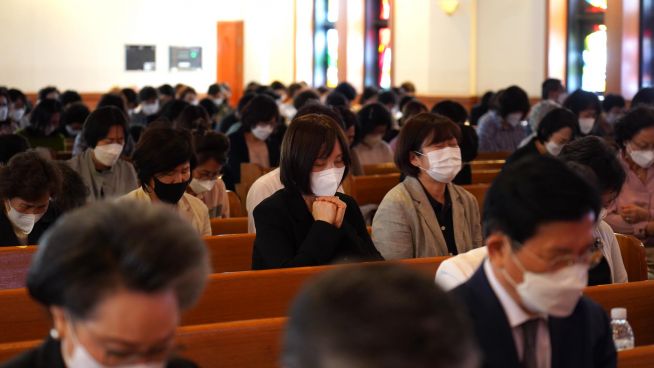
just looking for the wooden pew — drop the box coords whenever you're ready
[0,318,287,368]
[470,169,500,184]
[615,234,648,282]
[462,183,489,214]
[210,217,249,235]
[204,234,255,273]
[476,151,511,160]
[350,173,401,206]
[585,280,654,346]
[0,257,449,344]
[361,163,399,175]
[469,159,505,171]
[235,163,274,214]
[227,191,244,217]
[618,344,654,368]
[0,246,36,290]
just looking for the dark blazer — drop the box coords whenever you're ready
[0,203,59,247]
[0,336,198,368]
[453,124,479,185]
[223,127,281,190]
[252,188,383,269]
[451,265,617,368]
[504,137,542,167]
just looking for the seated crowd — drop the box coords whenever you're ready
[0,78,652,368]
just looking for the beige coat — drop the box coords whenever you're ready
[372,176,483,259]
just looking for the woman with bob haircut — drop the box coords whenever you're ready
[121,127,211,236]
[372,113,482,259]
[251,113,382,269]
[1,201,209,367]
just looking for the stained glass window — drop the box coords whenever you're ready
[314,0,339,87]
[364,0,392,88]
[641,0,654,87]
[567,0,607,93]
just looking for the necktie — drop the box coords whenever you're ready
[521,319,539,368]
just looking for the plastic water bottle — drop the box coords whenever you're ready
[611,308,635,351]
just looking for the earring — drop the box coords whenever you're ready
[49,328,60,340]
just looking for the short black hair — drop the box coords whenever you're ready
[159,100,190,123]
[359,86,380,105]
[27,201,210,320]
[60,102,90,128]
[377,90,397,106]
[483,155,601,245]
[280,113,351,195]
[7,88,26,104]
[401,100,428,126]
[293,90,321,110]
[139,86,158,103]
[174,105,211,133]
[602,94,626,112]
[559,136,626,196]
[52,162,88,213]
[541,78,563,100]
[199,98,219,117]
[325,91,349,107]
[97,93,127,114]
[29,99,62,134]
[241,94,280,130]
[0,151,62,201]
[497,85,530,118]
[432,100,468,125]
[270,81,286,91]
[60,90,82,107]
[236,93,257,115]
[614,105,654,148]
[399,95,415,111]
[536,108,577,142]
[82,106,128,148]
[334,82,357,101]
[562,89,600,116]
[121,88,138,107]
[157,84,176,98]
[333,105,358,131]
[207,83,221,96]
[295,104,344,128]
[179,87,197,101]
[631,87,654,108]
[357,103,392,139]
[38,86,59,101]
[395,113,461,177]
[132,128,195,188]
[283,264,478,368]
[0,134,29,165]
[194,131,230,166]
[400,81,416,94]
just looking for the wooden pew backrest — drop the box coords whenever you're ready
[210,217,249,235]
[470,169,500,184]
[584,280,654,346]
[204,234,255,273]
[614,234,648,282]
[461,183,489,214]
[227,191,244,217]
[351,173,401,206]
[618,344,654,368]
[0,246,36,290]
[361,163,399,175]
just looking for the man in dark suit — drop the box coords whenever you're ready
[452,155,617,368]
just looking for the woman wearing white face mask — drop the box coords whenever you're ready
[252,113,382,270]
[1,202,209,368]
[16,99,66,155]
[505,108,576,165]
[605,106,654,278]
[351,103,394,167]
[187,132,230,218]
[223,95,281,191]
[372,113,483,260]
[0,90,19,135]
[562,89,605,137]
[67,107,138,201]
[0,152,62,246]
[477,85,530,152]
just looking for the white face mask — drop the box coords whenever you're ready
[545,141,563,156]
[506,113,523,128]
[213,98,224,106]
[416,147,462,183]
[504,252,588,317]
[251,125,274,141]
[6,201,45,234]
[310,167,345,196]
[141,101,159,116]
[189,178,216,194]
[0,106,8,121]
[578,118,595,135]
[93,143,124,167]
[363,134,384,147]
[10,107,25,122]
[627,143,654,169]
[64,327,165,368]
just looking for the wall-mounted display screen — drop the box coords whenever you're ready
[125,45,156,71]
[169,46,202,71]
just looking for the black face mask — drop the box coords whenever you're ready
[153,177,190,204]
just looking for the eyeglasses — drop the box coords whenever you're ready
[514,238,604,271]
